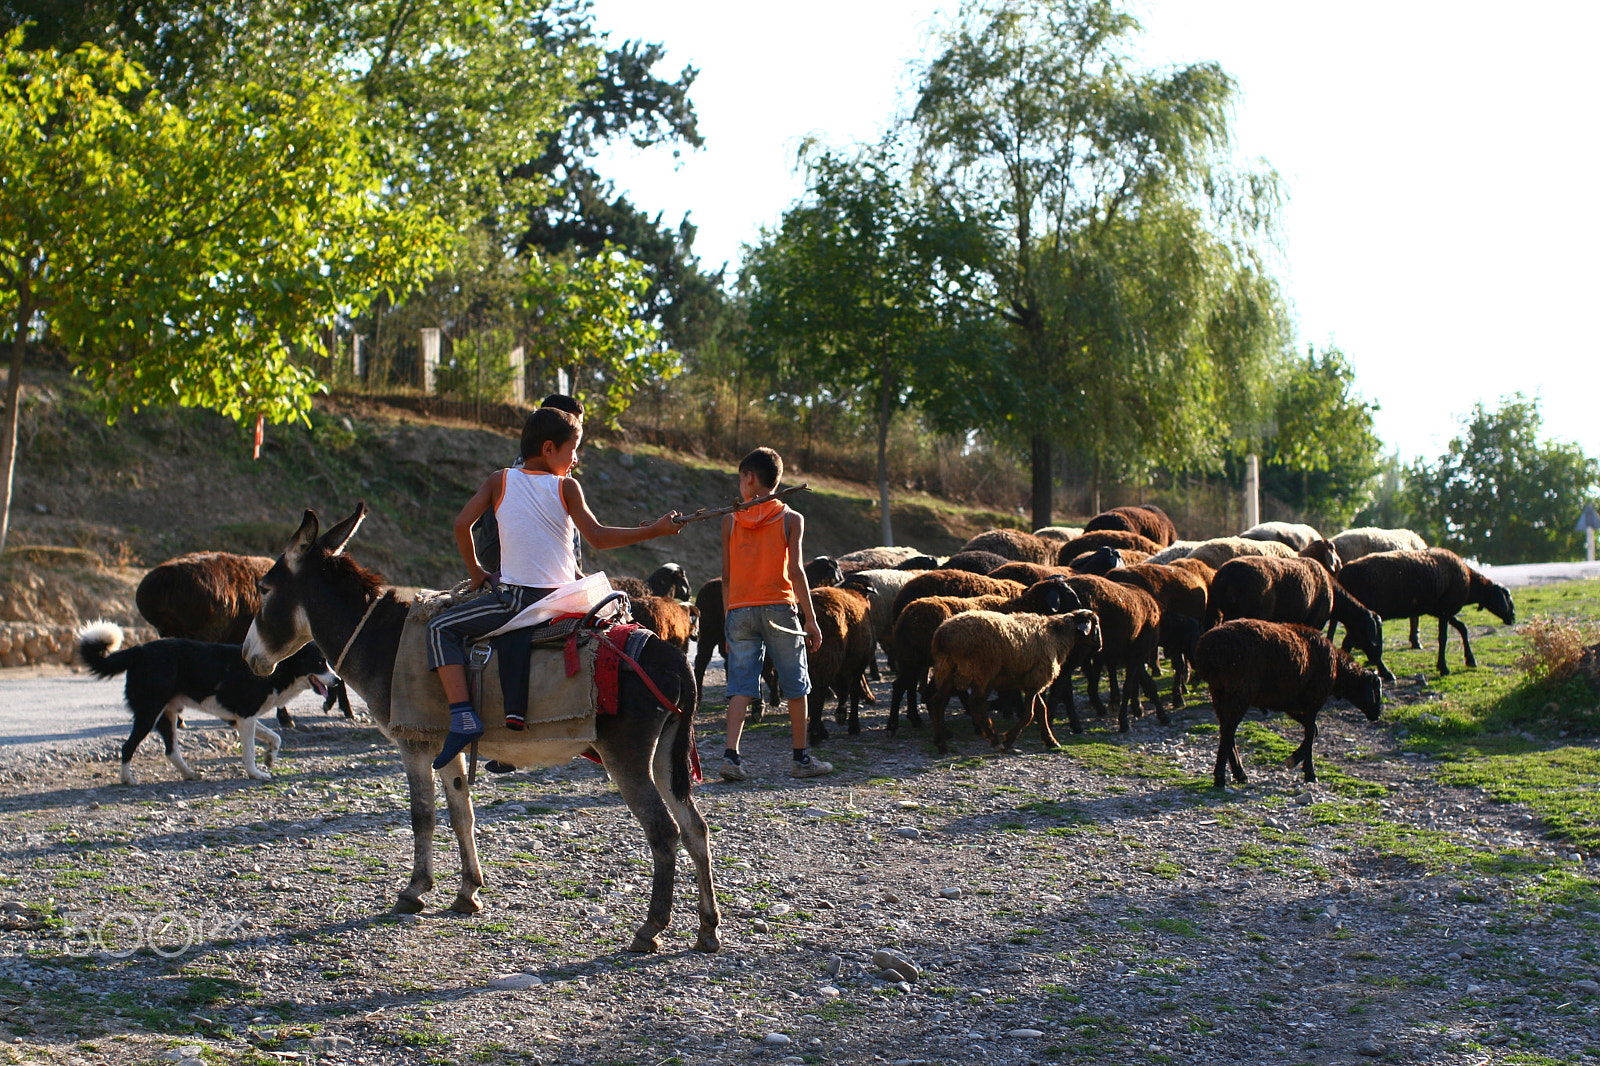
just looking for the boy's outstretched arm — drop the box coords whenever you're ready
[563,478,681,551]
[453,471,501,589]
[785,512,823,652]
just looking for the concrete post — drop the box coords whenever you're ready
[508,346,525,405]
[351,334,365,381]
[1244,454,1260,529]
[421,328,440,395]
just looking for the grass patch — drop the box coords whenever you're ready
[1056,738,1191,781]
[1433,747,1600,851]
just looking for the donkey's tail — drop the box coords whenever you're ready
[76,620,138,679]
[668,651,699,802]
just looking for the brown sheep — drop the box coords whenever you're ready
[1193,620,1383,788]
[1057,530,1163,562]
[890,571,1027,622]
[927,608,1103,751]
[137,552,274,644]
[807,586,876,738]
[1061,574,1165,734]
[1083,505,1178,547]
[136,551,350,725]
[888,593,1012,733]
[1169,557,1216,584]
[989,561,1075,586]
[628,594,700,655]
[1206,556,1386,679]
[957,529,1059,564]
[889,578,1088,732]
[1106,563,1209,708]
[1332,548,1515,677]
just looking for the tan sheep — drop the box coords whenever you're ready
[928,609,1102,752]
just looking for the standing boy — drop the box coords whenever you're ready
[720,447,833,780]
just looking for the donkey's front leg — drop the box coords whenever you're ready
[396,744,438,913]
[438,754,484,914]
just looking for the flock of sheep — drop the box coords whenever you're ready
[621,507,1518,789]
[130,506,1517,791]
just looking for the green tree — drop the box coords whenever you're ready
[742,147,1002,544]
[0,36,445,551]
[521,247,677,429]
[911,0,1285,526]
[1257,345,1384,527]
[1406,394,1599,564]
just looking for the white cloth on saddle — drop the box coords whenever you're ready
[481,572,616,639]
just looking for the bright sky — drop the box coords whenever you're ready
[587,0,1600,464]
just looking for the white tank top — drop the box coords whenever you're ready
[496,469,577,588]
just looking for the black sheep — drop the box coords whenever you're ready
[940,550,1012,575]
[1331,548,1515,676]
[1193,620,1384,788]
[1206,556,1387,680]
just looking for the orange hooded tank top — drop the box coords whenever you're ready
[726,500,796,610]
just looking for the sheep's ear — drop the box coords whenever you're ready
[283,510,319,569]
[319,501,368,556]
[1075,612,1095,635]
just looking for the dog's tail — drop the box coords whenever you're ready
[76,620,136,678]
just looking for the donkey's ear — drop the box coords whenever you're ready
[284,510,320,568]
[319,501,368,557]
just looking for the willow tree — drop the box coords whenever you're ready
[0,37,446,552]
[912,0,1285,526]
[742,147,999,544]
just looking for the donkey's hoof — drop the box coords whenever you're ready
[693,928,721,954]
[394,896,425,914]
[627,933,661,953]
[449,893,482,915]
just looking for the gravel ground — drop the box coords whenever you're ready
[2,652,1599,1066]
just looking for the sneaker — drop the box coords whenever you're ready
[719,757,750,782]
[789,755,834,778]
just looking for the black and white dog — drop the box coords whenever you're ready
[77,621,337,785]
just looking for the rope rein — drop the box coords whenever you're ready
[334,592,385,676]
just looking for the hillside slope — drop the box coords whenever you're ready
[0,375,1023,627]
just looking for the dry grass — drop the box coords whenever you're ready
[1513,615,1600,681]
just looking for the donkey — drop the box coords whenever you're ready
[241,503,720,954]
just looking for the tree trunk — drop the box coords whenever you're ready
[0,318,29,556]
[1030,434,1053,530]
[877,370,894,547]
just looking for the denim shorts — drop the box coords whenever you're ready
[725,603,811,700]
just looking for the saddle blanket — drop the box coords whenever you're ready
[390,600,600,763]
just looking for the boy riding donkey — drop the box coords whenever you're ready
[427,405,681,768]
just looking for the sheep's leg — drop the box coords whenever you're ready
[1435,615,1452,676]
[1449,614,1476,669]
[1084,660,1109,720]
[1033,692,1063,750]
[1050,671,1083,735]
[1132,662,1168,726]
[1286,715,1318,783]
[1409,615,1422,650]
[968,685,1001,747]
[1000,691,1037,750]
[1214,710,1248,787]
[847,679,862,736]
[887,675,906,735]
[807,692,829,744]
[1172,652,1190,709]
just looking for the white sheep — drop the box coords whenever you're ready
[1183,537,1296,570]
[1032,526,1085,543]
[1329,527,1428,562]
[1239,521,1322,551]
[838,567,928,665]
[1147,540,1202,565]
[837,546,927,572]
[927,608,1102,752]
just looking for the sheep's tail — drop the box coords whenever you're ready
[76,620,136,679]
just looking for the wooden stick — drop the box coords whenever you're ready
[671,483,810,525]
